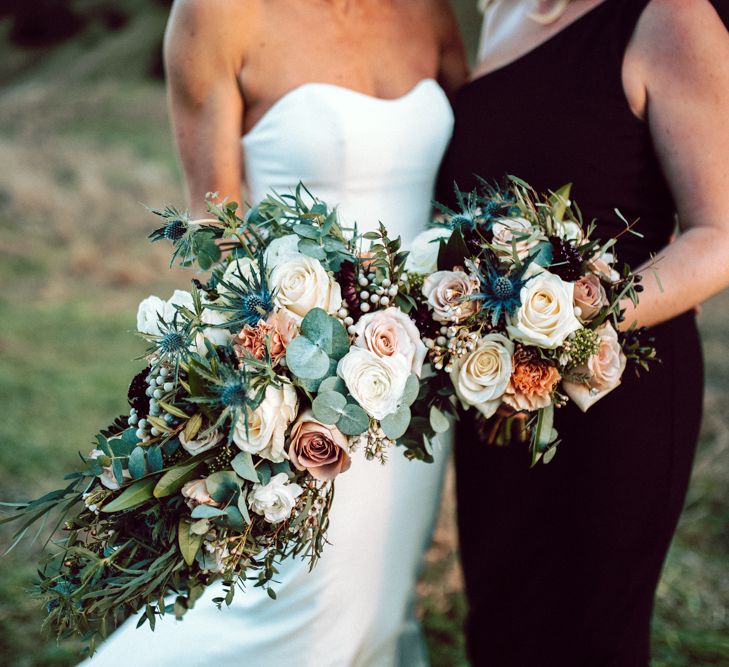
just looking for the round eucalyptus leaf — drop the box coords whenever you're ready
[401,374,420,406]
[381,405,412,440]
[300,308,350,360]
[286,335,330,380]
[298,238,327,260]
[318,375,347,395]
[336,403,370,436]
[312,391,347,425]
[429,405,450,434]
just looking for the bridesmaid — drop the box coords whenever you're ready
[437,0,729,665]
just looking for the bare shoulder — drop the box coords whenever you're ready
[165,0,261,91]
[631,0,729,80]
[423,0,462,41]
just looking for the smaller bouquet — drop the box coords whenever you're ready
[407,176,657,464]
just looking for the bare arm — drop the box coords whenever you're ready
[433,0,469,96]
[621,0,729,328]
[164,0,249,215]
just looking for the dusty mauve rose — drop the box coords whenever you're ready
[573,274,608,322]
[503,347,561,412]
[588,251,620,283]
[563,322,627,412]
[181,478,220,508]
[289,411,352,481]
[353,307,427,376]
[422,270,480,323]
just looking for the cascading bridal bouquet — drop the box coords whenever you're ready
[406,176,658,464]
[0,185,452,652]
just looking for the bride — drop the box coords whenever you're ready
[83,1,467,666]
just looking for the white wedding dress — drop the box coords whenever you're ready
[82,78,454,667]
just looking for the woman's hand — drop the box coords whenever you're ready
[620,0,729,329]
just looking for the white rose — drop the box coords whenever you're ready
[406,227,452,274]
[450,333,513,418]
[353,307,427,376]
[491,216,543,261]
[199,299,231,347]
[219,257,258,295]
[179,429,224,456]
[563,323,627,412]
[555,219,584,244]
[507,268,582,349]
[270,253,342,322]
[337,348,409,420]
[136,295,167,336]
[232,382,298,462]
[248,472,303,524]
[88,449,131,491]
[264,234,301,270]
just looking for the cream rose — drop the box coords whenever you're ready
[289,411,352,481]
[179,429,224,456]
[248,473,303,524]
[181,478,220,507]
[88,449,131,491]
[263,234,300,270]
[353,307,427,376]
[507,267,582,349]
[491,216,543,261]
[337,348,409,420]
[406,227,452,274]
[450,333,514,418]
[270,253,342,322]
[563,322,627,412]
[232,382,298,462]
[573,274,608,322]
[422,270,480,323]
[555,219,584,244]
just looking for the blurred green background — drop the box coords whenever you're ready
[0,2,727,666]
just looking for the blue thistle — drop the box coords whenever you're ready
[150,315,195,367]
[162,219,186,241]
[219,377,248,409]
[213,252,275,328]
[467,255,533,327]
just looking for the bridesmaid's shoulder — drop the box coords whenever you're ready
[629,0,729,87]
[166,0,260,52]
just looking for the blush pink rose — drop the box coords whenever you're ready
[352,307,427,376]
[563,323,627,412]
[289,411,352,482]
[573,274,608,322]
[181,478,220,508]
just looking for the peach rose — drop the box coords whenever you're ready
[266,310,298,362]
[181,478,220,508]
[563,322,627,412]
[422,270,480,323]
[573,274,608,322]
[503,347,561,412]
[289,411,352,482]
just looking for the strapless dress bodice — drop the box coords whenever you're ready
[242,79,453,245]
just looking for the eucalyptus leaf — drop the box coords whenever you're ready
[429,405,450,434]
[237,490,251,524]
[205,471,240,504]
[128,447,147,479]
[336,403,370,436]
[318,376,346,395]
[190,505,227,519]
[292,223,322,240]
[286,336,330,380]
[401,374,420,406]
[231,452,259,484]
[381,405,412,440]
[146,445,164,473]
[111,458,124,486]
[312,391,347,425]
[298,238,327,260]
[299,308,350,360]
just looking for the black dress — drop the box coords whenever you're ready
[436,1,713,664]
